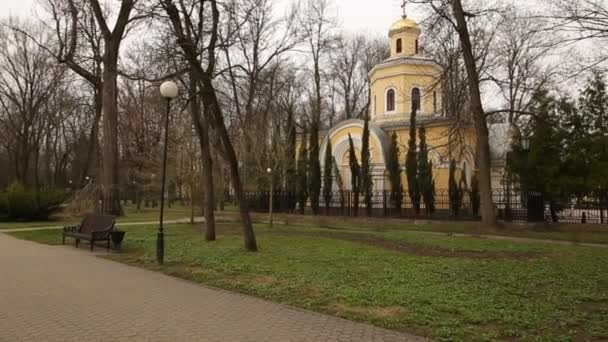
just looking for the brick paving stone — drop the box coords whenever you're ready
[0,233,426,342]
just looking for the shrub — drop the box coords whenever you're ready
[37,188,68,219]
[0,192,7,216]
[6,182,36,220]
[4,182,67,221]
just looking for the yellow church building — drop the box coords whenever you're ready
[300,14,510,194]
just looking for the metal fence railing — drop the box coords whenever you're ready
[243,190,608,225]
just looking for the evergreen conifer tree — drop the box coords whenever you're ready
[406,107,420,214]
[332,157,346,212]
[385,132,403,212]
[323,141,333,212]
[470,171,480,216]
[360,116,373,216]
[579,73,608,209]
[449,159,462,217]
[348,134,360,216]
[417,125,434,215]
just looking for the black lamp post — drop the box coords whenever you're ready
[158,81,179,265]
[521,136,543,222]
[266,167,273,228]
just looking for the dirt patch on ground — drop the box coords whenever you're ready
[329,303,408,319]
[270,230,546,260]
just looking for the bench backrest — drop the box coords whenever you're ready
[79,214,115,234]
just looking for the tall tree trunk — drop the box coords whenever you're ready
[164,0,257,251]
[200,79,257,251]
[452,0,496,225]
[81,87,102,185]
[89,0,135,215]
[189,75,216,241]
[101,50,122,215]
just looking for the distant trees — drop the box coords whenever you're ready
[0,21,65,190]
[302,0,335,215]
[296,135,309,214]
[508,73,608,222]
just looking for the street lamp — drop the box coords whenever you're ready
[158,80,179,265]
[267,167,274,228]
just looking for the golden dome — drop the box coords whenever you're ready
[389,16,419,35]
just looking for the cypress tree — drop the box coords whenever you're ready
[332,156,346,212]
[449,159,462,217]
[348,133,360,216]
[323,141,333,212]
[296,134,309,214]
[385,132,403,211]
[308,120,321,215]
[418,125,434,215]
[360,116,373,216]
[406,107,420,214]
[332,157,344,191]
[470,171,480,216]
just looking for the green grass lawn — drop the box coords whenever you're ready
[244,212,608,245]
[0,204,195,230]
[9,221,608,341]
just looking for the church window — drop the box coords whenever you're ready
[411,87,421,111]
[415,40,419,54]
[433,91,437,113]
[386,89,396,112]
[396,39,402,53]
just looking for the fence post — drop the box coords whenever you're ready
[348,190,352,217]
[383,190,387,217]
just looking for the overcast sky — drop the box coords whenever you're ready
[0,0,416,36]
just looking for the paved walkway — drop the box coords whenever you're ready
[0,234,424,342]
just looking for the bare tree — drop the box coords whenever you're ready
[87,0,139,215]
[491,7,559,124]
[330,34,366,120]
[162,0,258,251]
[0,20,65,191]
[301,0,336,214]
[221,0,299,190]
[552,0,608,70]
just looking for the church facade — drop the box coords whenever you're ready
[304,15,506,192]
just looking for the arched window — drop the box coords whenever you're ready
[386,89,396,112]
[415,40,419,54]
[396,39,402,53]
[411,87,421,112]
[433,91,437,113]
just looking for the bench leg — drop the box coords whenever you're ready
[90,239,95,252]
[62,234,65,245]
[75,239,80,248]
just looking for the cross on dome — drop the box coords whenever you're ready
[401,0,408,18]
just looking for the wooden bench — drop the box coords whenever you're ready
[62,214,115,251]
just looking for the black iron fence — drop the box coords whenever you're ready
[244,190,608,224]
